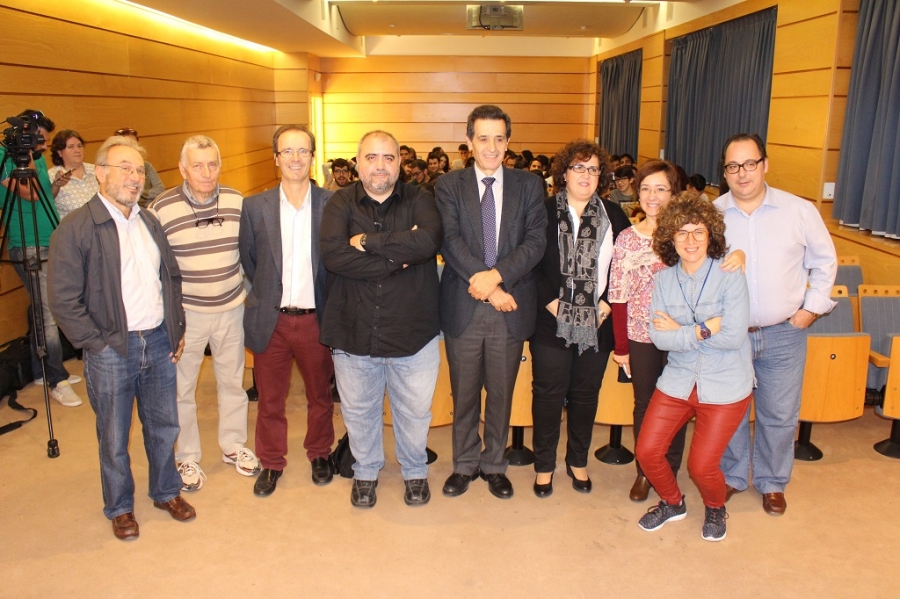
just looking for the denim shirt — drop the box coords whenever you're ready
[649,257,753,404]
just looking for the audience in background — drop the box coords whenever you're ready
[688,173,709,201]
[114,128,165,207]
[48,129,99,221]
[609,165,636,208]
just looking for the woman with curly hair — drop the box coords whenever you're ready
[529,139,632,497]
[634,194,752,542]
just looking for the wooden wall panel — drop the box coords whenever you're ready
[773,15,841,73]
[767,145,824,199]
[319,56,593,162]
[768,96,830,147]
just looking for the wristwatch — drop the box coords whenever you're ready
[699,322,711,340]
[360,233,367,250]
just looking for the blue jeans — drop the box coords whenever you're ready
[333,336,439,481]
[83,325,182,519]
[8,246,70,386]
[721,321,808,494]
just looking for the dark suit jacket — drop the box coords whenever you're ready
[531,196,632,351]
[435,167,547,341]
[239,184,332,354]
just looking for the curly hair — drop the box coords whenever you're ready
[652,193,728,267]
[549,139,611,191]
[50,130,85,167]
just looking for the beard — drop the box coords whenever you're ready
[360,169,398,196]
[103,179,142,212]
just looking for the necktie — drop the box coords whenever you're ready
[481,177,497,268]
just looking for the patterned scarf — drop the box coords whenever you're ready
[556,190,610,354]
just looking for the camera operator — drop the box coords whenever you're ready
[0,109,83,407]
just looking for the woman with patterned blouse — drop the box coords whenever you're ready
[609,160,686,503]
[48,130,99,220]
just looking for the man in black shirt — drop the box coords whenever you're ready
[320,130,443,509]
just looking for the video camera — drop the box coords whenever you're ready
[2,115,46,169]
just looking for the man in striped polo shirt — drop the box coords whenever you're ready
[150,135,260,491]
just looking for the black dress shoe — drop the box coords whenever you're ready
[351,479,378,508]
[404,479,431,506]
[566,464,592,494]
[442,469,480,497]
[480,471,514,499]
[533,474,553,498]
[311,457,334,486]
[253,468,282,497]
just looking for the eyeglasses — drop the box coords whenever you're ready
[638,185,671,196]
[277,148,311,159]
[186,195,223,227]
[99,163,146,177]
[674,228,709,242]
[333,167,350,174]
[195,216,224,228]
[568,165,601,176]
[115,128,138,137]
[411,170,423,177]
[724,157,765,174]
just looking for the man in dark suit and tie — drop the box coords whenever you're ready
[435,105,548,499]
[238,124,336,497]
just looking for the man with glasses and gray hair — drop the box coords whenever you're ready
[49,135,192,540]
[150,135,260,493]
[715,132,836,517]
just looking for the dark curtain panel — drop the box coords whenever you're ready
[833,0,900,238]
[600,49,642,158]
[665,8,777,182]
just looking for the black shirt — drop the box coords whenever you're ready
[319,180,443,357]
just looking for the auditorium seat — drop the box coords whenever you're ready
[593,354,635,465]
[794,286,869,461]
[860,285,900,458]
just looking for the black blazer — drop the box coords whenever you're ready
[531,196,632,351]
[435,167,548,342]
[238,184,332,354]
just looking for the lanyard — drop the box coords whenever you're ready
[677,259,713,324]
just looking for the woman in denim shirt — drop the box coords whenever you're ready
[634,194,752,542]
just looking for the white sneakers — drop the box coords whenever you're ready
[35,374,83,386]
[50,380,83,407]
[178,460,207,492]
[223,448,261,477]
[178,449,260,492]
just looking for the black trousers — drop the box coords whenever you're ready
[630,339,686,477]
[531,340,610,472]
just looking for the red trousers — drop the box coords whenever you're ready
[635,386,751,508]
[254,313,335,469]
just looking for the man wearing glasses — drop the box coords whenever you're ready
[150,135,260,493]
[239,125,336,497]
[113,128,165,207]
[49,135,192,540]
[325,158,353,191]
[715,133,836,516]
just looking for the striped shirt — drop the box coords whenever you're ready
[150,183,246,313]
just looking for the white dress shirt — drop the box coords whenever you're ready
[279,184,316,309]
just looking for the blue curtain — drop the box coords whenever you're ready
[665,8,776,182]
[600,49,642,158]
[833,0,900,239]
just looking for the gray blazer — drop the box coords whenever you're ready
[239,184,332,354]
[435,167,547,341]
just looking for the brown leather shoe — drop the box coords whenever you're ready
[629,475,651,502]
[153,495,196,522]
[111,512,139,540]
[725,484,743,502]
[762,492,786,516]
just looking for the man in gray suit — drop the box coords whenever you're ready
[238,124,335,497]
[435,105,547,499]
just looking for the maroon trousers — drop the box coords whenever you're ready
[635,386,751,508]
[254,313,335,470]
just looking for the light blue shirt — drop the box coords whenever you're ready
[715,185,837,328]
[650,257,753,404]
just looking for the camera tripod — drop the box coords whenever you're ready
[0,151,62,458]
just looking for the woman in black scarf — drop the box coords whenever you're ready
[530,140,632,497]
